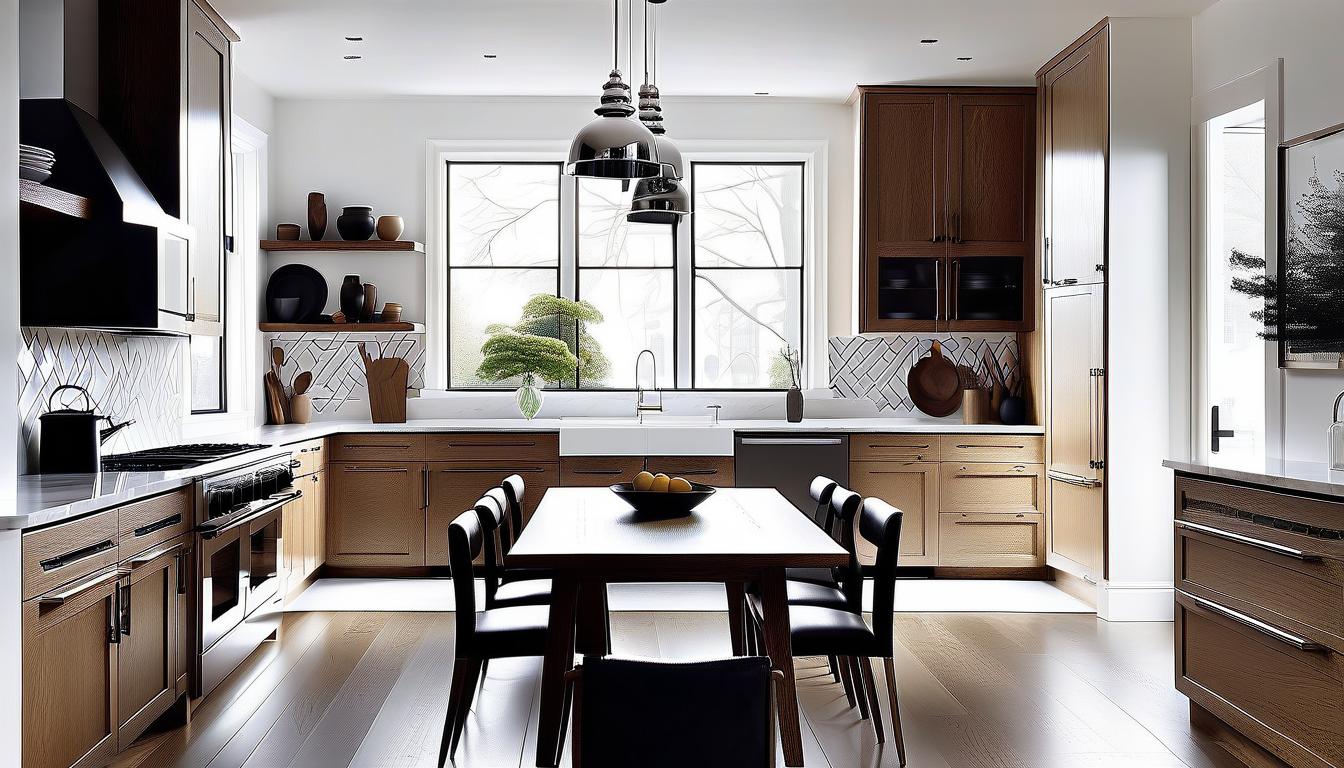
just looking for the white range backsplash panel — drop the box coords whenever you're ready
[829,333,1021,414]
[266,332,425,418]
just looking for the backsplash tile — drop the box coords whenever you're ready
[266,332,425,419]
[829,334,1020,413]
[19,328,185,471]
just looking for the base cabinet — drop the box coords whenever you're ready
[326,462,426,567]
[117,543,182,745]
[1046,478,1103,579]
[424,462,560,566]
[850,460,939,566]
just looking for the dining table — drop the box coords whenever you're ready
[507,486,849,767]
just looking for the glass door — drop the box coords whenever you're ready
[1196,100,1269,465]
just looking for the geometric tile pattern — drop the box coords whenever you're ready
[829,333,1021,413]
[266,332,425,417]
[18,327,185,472]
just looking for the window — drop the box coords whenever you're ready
[444,159,806,390]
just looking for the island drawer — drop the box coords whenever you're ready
[117,489,192,560]
[1175,476,1344,563]
[1176,589,1344,768]
[22,508,120,601]
[940,435,1043,464]
[290,438,326,476]
[426,432,558,463]
[850,434,939,463]
[938,512,1044,567]
[329,433,427,462]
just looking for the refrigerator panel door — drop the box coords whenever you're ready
[1045,284,1104,481]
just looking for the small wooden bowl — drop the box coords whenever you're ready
[276,223,301,240]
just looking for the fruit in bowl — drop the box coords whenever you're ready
[611,470,715,517]
[632,470,694,493]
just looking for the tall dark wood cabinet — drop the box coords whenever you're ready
[858,86,1035,333]
[101,0,239,336]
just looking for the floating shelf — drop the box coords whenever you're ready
[260,240,424,253]
[19,179,92,219]
[259,322,425,333]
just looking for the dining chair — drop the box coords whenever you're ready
[784,476,840,587]
[475,493,551,609]
[439,508,550,765]
[749,497,907,764]
[783,485,862,611]
[500,473,528,545]
[565,656,782,768]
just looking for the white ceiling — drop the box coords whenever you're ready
[215,0,1215,101]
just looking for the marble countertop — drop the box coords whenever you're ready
[1163,457,1344,499]
[7,417,1043,531]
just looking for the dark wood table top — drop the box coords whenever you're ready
[508,487,848,570]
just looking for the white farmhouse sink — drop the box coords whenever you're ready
[559,416,733,457]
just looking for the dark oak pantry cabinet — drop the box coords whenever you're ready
[858,87,1036,332]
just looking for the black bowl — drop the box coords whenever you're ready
[609,482,716,519]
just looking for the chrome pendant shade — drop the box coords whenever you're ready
[567,1,662,180]
[628,0,689,222]
[627,175,690,224]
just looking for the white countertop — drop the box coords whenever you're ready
[1163,457,1344,499]
[7,417,1042,531]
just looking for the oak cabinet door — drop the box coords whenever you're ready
[425,462,560,566]
[850,461,939,566]
[863,92,948,256]
[560,456,646,488]
[118,545,180,746]
[303,472,323,578]
[310,470,326,574]
[1047,478,1104,579]
[22,568,120,768]
[948,93,1034,255]
[327,462,426,567]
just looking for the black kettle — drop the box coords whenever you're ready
[39,385,135,474]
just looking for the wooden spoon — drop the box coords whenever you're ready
[293,371,313,397]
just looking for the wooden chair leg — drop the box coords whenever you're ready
[450,657,484,758]
[883,657,907,765]
[478,658,490,691]
[828,655,841,683]
[439,656,473,766]
[848,657,870,720]
[837,653,857,709]
[860,657,884,743]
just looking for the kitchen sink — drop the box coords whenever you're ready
[559,416,732,456]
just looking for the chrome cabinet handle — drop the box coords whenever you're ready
[572,469,624,475]
[132,513,183,538]
[446,441,537,448]
[955,444,1024,449]
[342,466,409,473]
[130,542,185,566]
[39,567,126,607]
[119,581,131,636]
[1176,520,1321,562]
[739,437,845,446]
[1047,470,1101,488]
[422,466,430,510]
[439,467,547,474]
[342,444,412,450]
[1042,236,1051,286]
[1180,591,1323,652]
[39,539,116,572]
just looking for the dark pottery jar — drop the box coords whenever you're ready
[340,275,365,319]
[361,283,378,322]
[337,205,376,240]
[998,395,1026,425]
[308,192,327,240]
[786,386,803,423]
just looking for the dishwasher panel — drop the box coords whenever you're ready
[734,433,850,522]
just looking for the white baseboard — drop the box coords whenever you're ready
[1097,580,1174,622]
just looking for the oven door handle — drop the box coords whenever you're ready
[199,490,302,539]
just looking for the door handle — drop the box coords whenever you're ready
[1042,236,1051,286]
[1210,405,1235,453]
[1179,591,1323,652]
[39,567,127,606]
[1175,520,1320,561]
[1047,470,1101,488]
[119,581,132,636]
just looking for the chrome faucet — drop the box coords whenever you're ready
[635,349,663,422]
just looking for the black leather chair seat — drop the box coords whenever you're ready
[786,579,848,609]
[786,606,878,658]
[785,567,837,586]
[494,577,552,608]
[473,606,549,657]
[504,566,555,582]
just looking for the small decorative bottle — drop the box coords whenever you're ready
[1330,391,1344,469]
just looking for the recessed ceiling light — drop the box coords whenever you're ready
[920,38,938,44]
[957,56,973,61]
[343,55,362,60]
[345,36,363,42]
[483,53,498,59]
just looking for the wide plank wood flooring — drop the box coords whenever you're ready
[113,610,1247,768]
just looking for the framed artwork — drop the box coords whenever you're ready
[1277,122,1344,368]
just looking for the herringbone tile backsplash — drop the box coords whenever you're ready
[829,333,1020,414]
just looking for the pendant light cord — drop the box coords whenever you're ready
[642,0,650,85]
[612,0,619,71]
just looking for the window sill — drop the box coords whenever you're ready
[183,410,257,441]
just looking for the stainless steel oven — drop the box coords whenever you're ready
[193,455,300,697]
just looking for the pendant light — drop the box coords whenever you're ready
[567,0,662,180]
[628,0,691,223]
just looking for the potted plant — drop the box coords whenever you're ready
[477,295,608,418]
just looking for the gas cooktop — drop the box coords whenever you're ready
[102,443,272,472]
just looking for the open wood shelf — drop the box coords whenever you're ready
[19,178,92,219]
[259,322,425,333]
[260,240,424,253]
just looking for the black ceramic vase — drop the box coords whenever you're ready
[337,205,376,240]
[340,275,365,320]
[786,387,803,423]
[998,395,1026,425]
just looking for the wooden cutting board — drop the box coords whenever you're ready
[359,342,410,423]
[907,340,961,417]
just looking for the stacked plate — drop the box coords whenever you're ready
[19,144,56,184]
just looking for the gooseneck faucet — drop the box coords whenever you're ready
[635,349,663,422]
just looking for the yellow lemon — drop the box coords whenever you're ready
[632,470,655,491]
[650,473,671,493]
[669,477,693,493]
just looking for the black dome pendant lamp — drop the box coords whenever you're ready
[629,0,690,224]
[567,0,663,180]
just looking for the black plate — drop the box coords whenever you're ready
[610,482,716,519]
[265,264,328,323]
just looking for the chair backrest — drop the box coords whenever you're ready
[809,475,840,534]
[483,486,512,554]
[828,486,864,610]
[501,474,526,544]
[572,656,775,768]
[447,508,485,648]
[473,494,507,605]
[858,497,903,652]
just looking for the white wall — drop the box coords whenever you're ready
[1194,0,1344,462]
[268,95,856,336]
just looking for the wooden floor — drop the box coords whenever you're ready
[113,609,1248,768]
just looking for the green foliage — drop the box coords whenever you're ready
[477,294,609,385]
[476,331,578,383]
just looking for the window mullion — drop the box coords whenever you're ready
[675,217,693,389]
[559,174,577,300]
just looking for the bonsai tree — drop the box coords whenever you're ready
[478,294,609,388]
[476,331,578,385]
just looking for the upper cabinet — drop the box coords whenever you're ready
[858,87,1036,333]
[1039,26,1108,287]
[101,0,239,336]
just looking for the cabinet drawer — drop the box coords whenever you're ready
[941,463,1043,513]
[1177,520,1344,654]
[290,438,326,476]
[22,509,120,601]
[117,489,192,560]
[560,456,646,487]
[646,456,735,487]
[939,512,1044,567]
[1176,590,1344,768]
[1176,476,1344,562]
[329,433,426,462]
[851,434,939,462]
[940,435,1043,463]
[426,432,558,463]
